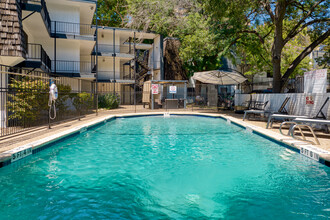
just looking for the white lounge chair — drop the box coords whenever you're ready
[293,118,330,133]
[266,97,329,129]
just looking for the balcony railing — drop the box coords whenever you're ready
[51,21,96,39]
[19,0,51,33]
[26,43,51,71]
[40,0,51,32]
[97,71,136,81]
[52,60,94,74]
[93,44,134,55]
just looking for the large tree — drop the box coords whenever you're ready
[126,0,220,76]
[95,0,127,27]
[205,0,329,92]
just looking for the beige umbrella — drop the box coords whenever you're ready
[192,70,247,85]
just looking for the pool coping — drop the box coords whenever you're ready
[0,112,329,168]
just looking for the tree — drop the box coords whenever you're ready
[205,0,330,92]
[315,37,330,70]
[126,0,221,76]
[95,0,128,27]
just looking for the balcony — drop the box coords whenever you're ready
[52,60,95,77]
[92,44,134,58]
[51,21,96,40]
[19,0,51,34]
[15,43,51,72]
[27,43,51,71]
[97,71,135,83]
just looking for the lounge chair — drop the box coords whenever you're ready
[266,97,329,129]
[293,118,330,133]
[243,97,291,121]
[243,100,269,121]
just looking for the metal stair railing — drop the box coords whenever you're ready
[291,124,320,145]
[279,121,320,145]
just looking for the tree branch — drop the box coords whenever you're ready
[239,30,265,44]
[262,27,273,39]
[281,29,330,83]
[284,0,326,43]
[261,0,275,22]
[284,18,330,45]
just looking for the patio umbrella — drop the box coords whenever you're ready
[192,69,247,85]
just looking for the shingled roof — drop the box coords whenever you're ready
[0,0,26,58]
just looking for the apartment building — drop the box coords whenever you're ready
[0,0,163,89]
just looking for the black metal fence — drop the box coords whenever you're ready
[95,82,222,113]
[0,64,232,137]
[0,65,96,137]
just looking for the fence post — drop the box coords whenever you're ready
[184,82,187,109]
[134,32,136,113]
[95,2,98,116]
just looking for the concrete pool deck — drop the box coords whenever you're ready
[0,106,329,166]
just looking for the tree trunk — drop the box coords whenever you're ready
[272,54,282,93]
[272,1,286,93]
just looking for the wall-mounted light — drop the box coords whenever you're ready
[103,58,105,62]
[90,6,94,10]
[101,33,104,38]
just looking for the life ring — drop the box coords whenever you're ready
[50,83,58,101]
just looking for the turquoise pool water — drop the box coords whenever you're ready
[0,116,329,219]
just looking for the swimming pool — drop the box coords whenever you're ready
[0,116,329,219]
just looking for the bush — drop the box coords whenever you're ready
[72,92,94,112]
[98,93,120,109]
[56,84,72,113]
[8,77,48,126]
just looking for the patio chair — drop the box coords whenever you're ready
[266,97,329,129]
[243,101,269,121]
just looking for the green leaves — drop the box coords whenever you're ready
[98,93,120,109]
[95,0,128,27]
[8,77,48,127]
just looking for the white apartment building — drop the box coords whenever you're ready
[0,0,163,87]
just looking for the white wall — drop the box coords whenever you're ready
[98,57,121,80]
[47,2,80,23]
[235,93,330,118]
[98,30,120,53]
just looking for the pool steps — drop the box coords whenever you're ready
[0,112,329,169]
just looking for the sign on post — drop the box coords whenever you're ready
[151,84,159,94]
[169,86,177,94]
[304,69,327,93]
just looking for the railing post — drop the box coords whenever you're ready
[54,21,56,74]
[95,1,98,116]
[134,32,136,113]
[113,28,116,94]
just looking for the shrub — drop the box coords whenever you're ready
[98,93,120,109]
[55,84,72,113]
[72,92,94,112]
[7,77,48,126]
